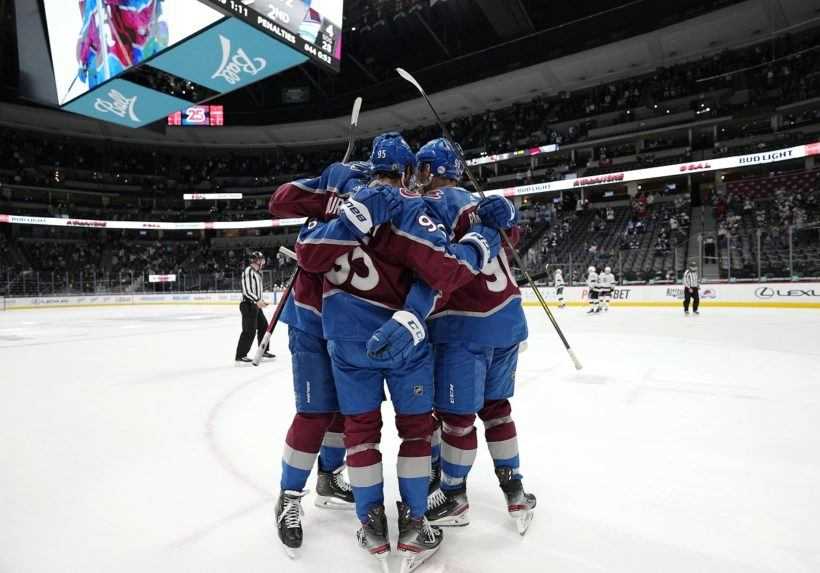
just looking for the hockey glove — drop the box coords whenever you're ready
[477,196,517,229]
[366,310,427,364]
[319,161,372,195]
[460,224,501,271]
[339,185,402,239]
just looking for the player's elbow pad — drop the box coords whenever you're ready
[338,198,373,239]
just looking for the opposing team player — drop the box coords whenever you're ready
[587,266,600,314]
[267,161,373,556]
[406,139,536,534]
[296,133,502,573]
[554,267,566,308]
[599,266,615,311]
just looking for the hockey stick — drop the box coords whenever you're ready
[251,98,364,366]
[395,68,583,370]
[252,247,298,366]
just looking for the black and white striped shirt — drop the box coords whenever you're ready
[683,269,699,288]
[241,265,263,303]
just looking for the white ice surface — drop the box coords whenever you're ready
[1,306,819,573]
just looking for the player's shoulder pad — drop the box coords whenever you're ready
[423,186,476,232]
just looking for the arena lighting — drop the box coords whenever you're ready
[2,141,817,230]
[183,193,243,200]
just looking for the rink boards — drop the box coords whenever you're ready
[2,282,819,310]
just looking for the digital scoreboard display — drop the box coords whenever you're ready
[168,105,225,126]
[201,0,344,71]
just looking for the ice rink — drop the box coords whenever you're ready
[2,304,819,573]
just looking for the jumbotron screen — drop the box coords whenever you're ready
[44,0,225,105]
[168,105,225,126]
[201,0,344,71]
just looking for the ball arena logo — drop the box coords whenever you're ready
[679,161,711,172]
[755,287,820,299]
[94,89,140,123]
[212,35,268,86]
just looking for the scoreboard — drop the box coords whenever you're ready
[168,105,225,126]
[31,0,345,129]
[201,0,344,71]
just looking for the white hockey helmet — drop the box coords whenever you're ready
[588,266,596,273]
[605,266,611,273]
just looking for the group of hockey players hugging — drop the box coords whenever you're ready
[267,132,535,573]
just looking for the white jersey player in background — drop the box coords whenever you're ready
[598,266,615,311]
[586,266,599,314]
[553,268,566,308]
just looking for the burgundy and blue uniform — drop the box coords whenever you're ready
[420,186,528,492]
[269,168,368,495]
[296,185,496,522]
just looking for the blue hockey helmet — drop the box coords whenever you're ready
[416,138,464,181]
[369,132,417,175]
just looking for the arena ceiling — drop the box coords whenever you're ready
[0,0,757,125]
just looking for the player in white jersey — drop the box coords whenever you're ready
[553,268,565,308]
[586,266,599,314]
[598,266,615,311]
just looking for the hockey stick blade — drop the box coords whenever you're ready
[252,331,272,366]
[277,246,297,261]
[396,68,423,94]
[342,97,363,164]
[351,96,362,127]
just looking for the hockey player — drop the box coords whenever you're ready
[405,139,536,534]
[296,133,502,573]
[554,268,566,308]
[267,162,373,556]
[599,266,615,311]
[586,266,599,314]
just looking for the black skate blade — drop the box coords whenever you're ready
[399,545,440,573]
[516,511,534,536]
[429,510,470,528]
[279,542,300,560]
[314,495,355,510]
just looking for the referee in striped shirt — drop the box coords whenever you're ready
[683,260,700,316]
[235,251,275,364]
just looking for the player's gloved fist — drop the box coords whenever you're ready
[366,310,426,363]
[477,196,517,229]
[460,224,502,270]
[339,185,402,238]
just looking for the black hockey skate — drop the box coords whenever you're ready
[397,501,443,573]
[235,356,253,366]
[315,465,355,510]
[495,467,536,535]
[426,486,470,527]
[262,351,276,359]
[356,505,391,573]
[275,490,306,558]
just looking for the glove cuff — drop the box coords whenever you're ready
[392,310,426,346]
[339,198,373,238]
[460,232,492,271]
